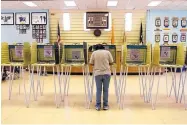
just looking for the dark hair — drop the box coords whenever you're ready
[95,44,105,50]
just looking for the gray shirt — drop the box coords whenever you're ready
[89,49,114,76]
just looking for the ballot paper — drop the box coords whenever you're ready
[44,46,52,57]
[15,46,23,57]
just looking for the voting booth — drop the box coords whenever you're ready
[29,42,63,108]
[150,43,186,110]
[1,42,30,107]
[115,43,151,109]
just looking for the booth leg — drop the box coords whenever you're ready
[152,67,161,110]
[53,66,58,108]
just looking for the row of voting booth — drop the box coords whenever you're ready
[1,41,187,110]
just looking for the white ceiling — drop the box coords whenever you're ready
[1,0,187,10]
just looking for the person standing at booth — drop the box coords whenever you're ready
[89,44,114,111]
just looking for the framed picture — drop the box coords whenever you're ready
[31,12,47,25]
[1,13,14,25]
[172,34,178,43]
[172,17,178,28]
[181,18,187,28]
[181,34,186,42]
[164,17,169,28]
[163,35,169,42]
[15,12,30,25]
[155,35,160,42]
[155,17,161,27]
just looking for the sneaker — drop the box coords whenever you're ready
[95,106,101,111]
[103,105,109,110]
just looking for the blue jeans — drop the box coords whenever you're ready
[95,74,110,107]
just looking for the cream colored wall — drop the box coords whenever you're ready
[49,10,146,46]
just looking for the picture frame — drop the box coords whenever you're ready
[31,12,47,25]
[155,18,161,27]
[163,35,169,42]
[181,18,187,28]
[172,18,178,28]
[15,12,30,25]
[1,13,14,25]
[155,34,160,42]
[181,34,186,42]
[172,34,178,43]
[164,17,169,28]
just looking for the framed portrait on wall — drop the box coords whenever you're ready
[164,17,169,28]
[155,34,160,42]
[181,17,187,28]
[31,12,47,25]
[15,12,30,25]
[155,17,161,27]
[163,35,169,43]
[172,33,178,43]
[172,17,178,28]
[1,13,14,25]
[181,34,186,42]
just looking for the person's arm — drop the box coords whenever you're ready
[108,52,114,65]
[89,52,94,65]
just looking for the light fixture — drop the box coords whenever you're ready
[125,13,132,31]
[23,2,37,7]
[147,1,162,6]
[107,1,118,7]
[64,1,76,7]
[63,13,71,31]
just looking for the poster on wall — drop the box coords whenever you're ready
[181,33,186,42]
[172,33,178,43]
[15,12,30,25]
[155,17,161,27]
[31,12,47,25]
[155,33,160,42]
[172,17,178,28]
[181,17,187,28]
[1,13,14,25]
[163,34,169,44]
[164,17,169,28]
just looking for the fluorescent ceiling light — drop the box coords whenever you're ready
[148,1,162,6]
[64,1,76,7]
[107,1,118,7]
[23,2,37,7]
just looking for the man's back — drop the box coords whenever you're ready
[90,49,113,76]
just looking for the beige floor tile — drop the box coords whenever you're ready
[1,72,187,124]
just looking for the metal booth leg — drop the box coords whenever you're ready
[9,66,15,100]
[112,65,119,104]
[151,67,161,110]
[53,66,58,108]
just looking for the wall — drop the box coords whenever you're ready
[49,10,146,50]
[1,9,49,44]
[146,10,187,45]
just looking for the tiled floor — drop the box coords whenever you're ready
[1,71,187,124]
